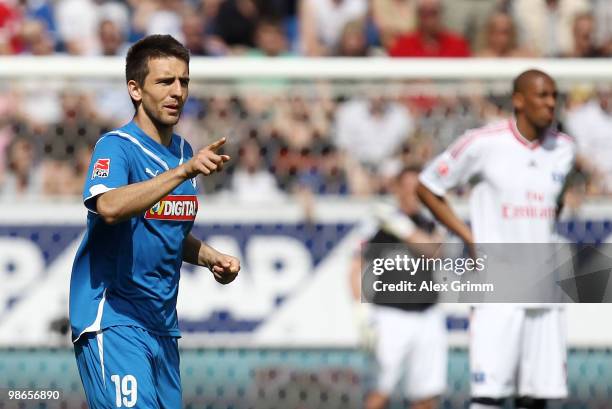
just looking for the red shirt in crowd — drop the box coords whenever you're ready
[389,31,470,57]
[0,2,23,53]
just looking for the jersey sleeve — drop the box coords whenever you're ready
[83,135,130,213]
[419,132,485,196]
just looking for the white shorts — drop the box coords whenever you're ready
[373,305,447,400]
[470,305,567,399]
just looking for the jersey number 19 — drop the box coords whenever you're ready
[110,374,137,407]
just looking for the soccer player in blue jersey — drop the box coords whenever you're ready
[69,34,240,408]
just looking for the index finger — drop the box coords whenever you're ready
[206,137,226,152]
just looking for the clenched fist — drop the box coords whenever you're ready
[182,137,231,178]
[207,251,240,285]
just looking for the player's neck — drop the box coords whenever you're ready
[133,114,173,146]
[515,116,542,142]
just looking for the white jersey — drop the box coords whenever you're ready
[420,119,576,244]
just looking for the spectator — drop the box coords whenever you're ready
[0,0,24,54]
[253,0,289,19]
[336,19,371,56]
[20,19,55,55]
[335,97,412,168]
[512,0,590,57]
[592,0,612,55]
[388,0,470,57]
[231,138,284,202]
[296,144,348,195]
[563,12,604,58]
[213,0,259,50]
[196,95,250,192]
[0,137,42,199]
[476,11,536,57]
[145,0,184,40]
[40,91,107,196]
[72,143,94,197]
[299,0,367,56]
[270,95,333,192]
[181,13,209,56]
[200,0,222,33]
[442,0,500,51]
[273,96,331,152]
[16,19,61,126]
[96,19,129,56]
[91,18,134,123]
[334,97,413,195]
[198,0,228,55]
[24,0,57,44]
[98,1,130,36]
[371,0,417,50]
[55,0,99,55]
[250,18,291,57]
[565,90,612,195]
[0,94,16,173]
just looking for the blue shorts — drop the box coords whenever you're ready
[74,325,181,408]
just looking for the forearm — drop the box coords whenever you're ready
[416,182,473,244]
[183,233,240,284]
[349,255,362,302]
[182,233,217,268]
[405,230,442,258]
[97,165,188,224]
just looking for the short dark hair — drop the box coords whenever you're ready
[125,34,190,107]
[512,69,553,95]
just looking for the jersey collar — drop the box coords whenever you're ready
[508,118,541,150]
[125,121,179,156]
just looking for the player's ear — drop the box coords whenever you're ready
[512,92,524,111]
[127,80,143,104]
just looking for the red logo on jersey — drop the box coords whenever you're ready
[145,195,198,221]
[501,204,556,219]
[437,161,449,177]
[92,158,110,178]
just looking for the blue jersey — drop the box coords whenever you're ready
[69,121,198,342]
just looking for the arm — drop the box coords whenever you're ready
[417,181,474,249]
[374,203,443,258]
[96,138,230,224]
[96,166,192,224]
[349,252,362,302]
[404,227,443,259]
[416,131,485,251]
[182,233,241,285]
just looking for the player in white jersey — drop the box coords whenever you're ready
[417,70,576,409]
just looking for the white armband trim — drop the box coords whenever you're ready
[84,184,116,214]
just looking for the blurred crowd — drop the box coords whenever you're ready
[1,0,612,203]
[3,0,612,58]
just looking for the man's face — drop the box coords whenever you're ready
[417,0,442,35]
[515,75,557,129]
[573,15,594,55]
[99,21,122,55]
[256,24,287,56]
[135,56,189,127]
[488,14,513,52]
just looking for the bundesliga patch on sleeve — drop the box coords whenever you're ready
[92,158,110,178]
[436,160,449,177]
[145,195,198,221]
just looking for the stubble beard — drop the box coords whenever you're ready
[142,102,181,129]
